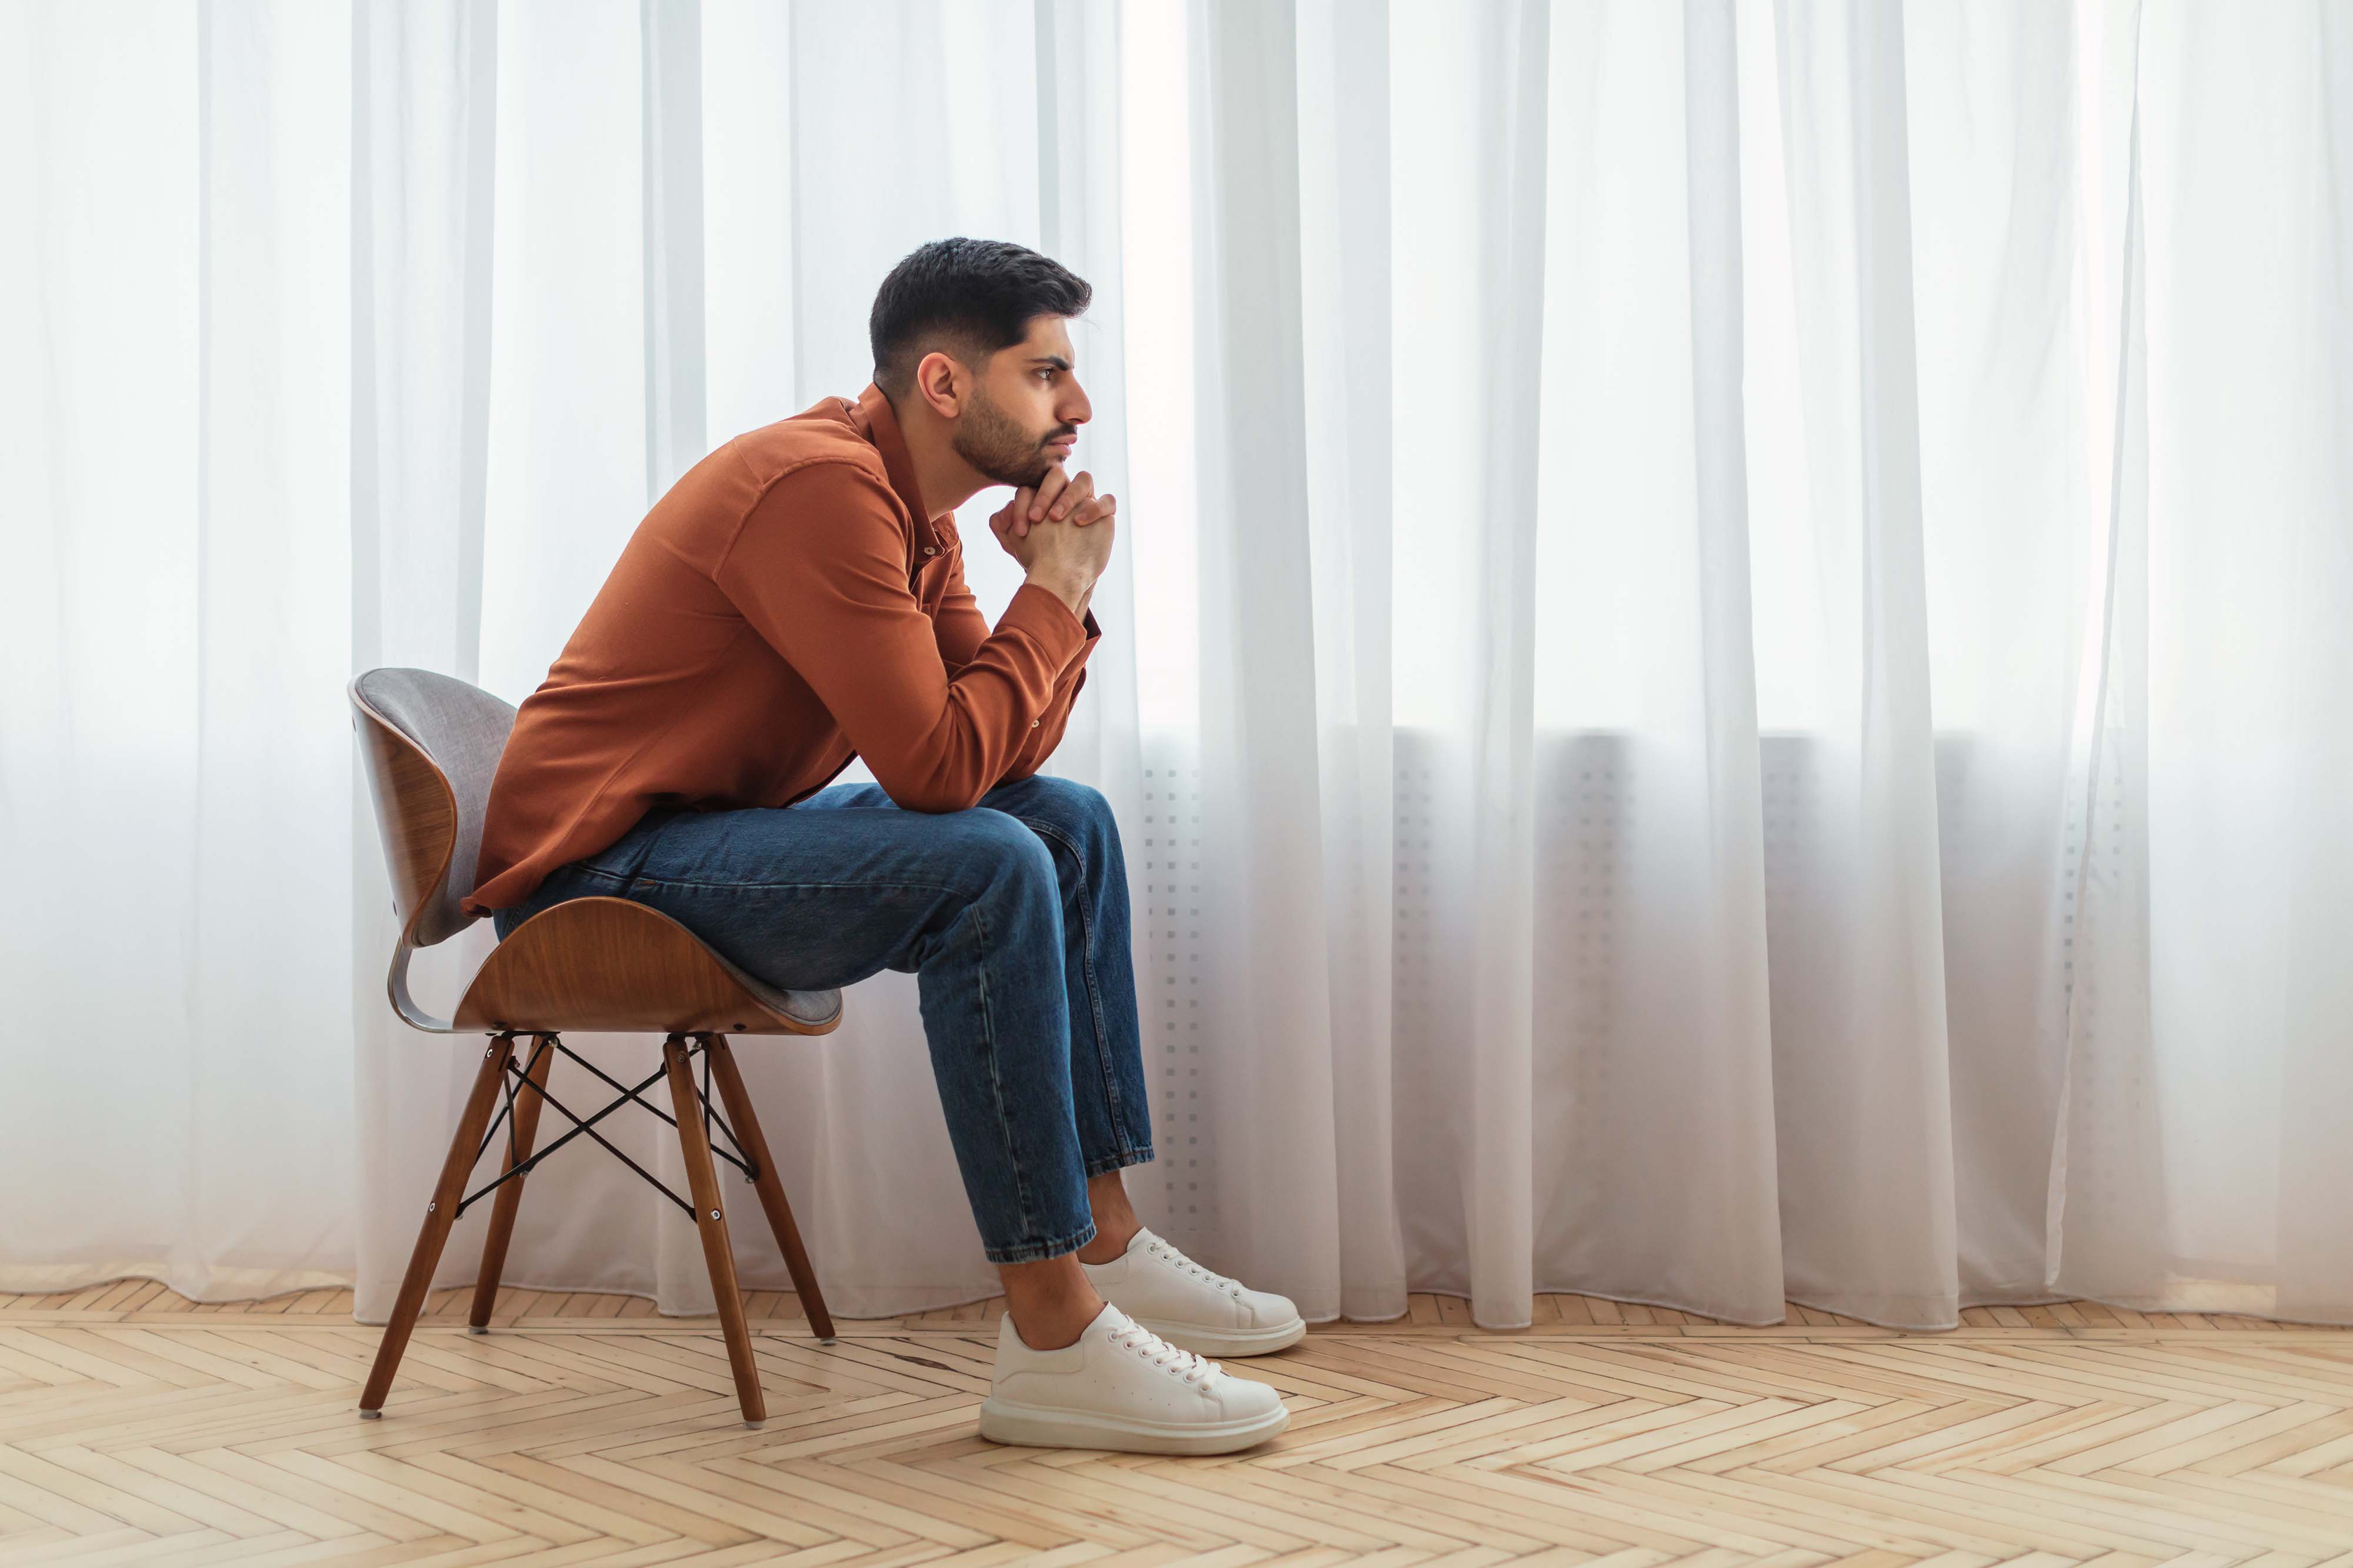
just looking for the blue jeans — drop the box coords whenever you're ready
[491,773,1152,1265]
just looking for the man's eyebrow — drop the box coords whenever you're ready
[1031,355,1073,372]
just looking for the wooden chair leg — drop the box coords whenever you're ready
[360,1035,514,1416]
[702,1034,837,1343]
[664,1035,766,1427]
[468,1033,554,1334]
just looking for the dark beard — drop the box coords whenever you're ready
[951,385,1062,488]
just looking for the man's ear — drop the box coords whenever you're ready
[912,349,966,421]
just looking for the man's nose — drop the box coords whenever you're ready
[1062,381,1092,427]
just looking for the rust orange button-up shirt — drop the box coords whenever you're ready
[463,384,1099,916]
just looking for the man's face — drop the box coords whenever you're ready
[949,315,1091,489]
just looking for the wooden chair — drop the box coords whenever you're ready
[349,667,842,1429]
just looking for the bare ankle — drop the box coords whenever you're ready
[1074,1229,1135,1265]
[1075,1172,1142,1264]
[999,1254,1105,1351]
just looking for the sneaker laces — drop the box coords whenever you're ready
[1145,1237,1244,1297]
[1107,1319,1223,1388]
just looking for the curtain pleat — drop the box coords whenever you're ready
[350,0,505,1323]
[1295,0,1408,1325]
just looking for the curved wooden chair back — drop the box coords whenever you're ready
[349,668,516,952]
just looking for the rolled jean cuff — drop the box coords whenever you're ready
[983,1218,1099,1266]
[1084,1145,1154,1178]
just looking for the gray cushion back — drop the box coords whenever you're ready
[355,668,518,948]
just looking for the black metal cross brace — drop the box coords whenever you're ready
[455,1034,757,1221]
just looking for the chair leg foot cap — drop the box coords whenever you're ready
[466,1325,488,1336]
[744,1420,765,1430]
[358,1409,382,1420]
[818,1337,838,1346]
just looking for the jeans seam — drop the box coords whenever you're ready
[621,874,975,897]
[965,898,1040,1247]
[1016,814,1134,1161]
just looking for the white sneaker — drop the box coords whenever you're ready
[1079,1226,1307,1357]
[978,1301,1289,1455]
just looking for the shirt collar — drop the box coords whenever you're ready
[848,383,941,551]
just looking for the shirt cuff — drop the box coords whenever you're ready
[1002,581,1097,672]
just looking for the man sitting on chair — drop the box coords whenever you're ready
[463,238,1300,1455]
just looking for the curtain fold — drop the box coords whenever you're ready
[1295,0,1408,1325]
[6,0,2352,1335]
[2275,0,2353,1326]
[2052,0,2353,1324]
[1184,0,1349,1320]
[350,0,506,1323]
[1752,0,1962,1328]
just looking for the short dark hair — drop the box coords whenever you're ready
[868,238,1091,397]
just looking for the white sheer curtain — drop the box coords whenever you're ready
[4,0,2349,1333]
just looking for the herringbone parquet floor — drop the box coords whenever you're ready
[6,1283,2353,1566]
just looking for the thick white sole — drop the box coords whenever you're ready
[1131,1315,1308,1358]
[976,1394,1289,1455]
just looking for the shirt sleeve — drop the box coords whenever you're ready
[995,609,1101,786]
[714,461,1092,812]
[931,534,993,676]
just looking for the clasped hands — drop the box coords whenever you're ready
[988,465,1115,620]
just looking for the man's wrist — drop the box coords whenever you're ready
[1027,569,1094,619]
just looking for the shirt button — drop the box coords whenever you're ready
[1031,719,1041,728]
[923,545,938,556]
